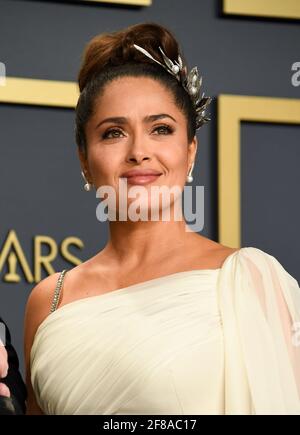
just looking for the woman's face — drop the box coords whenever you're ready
[80,76,197,219]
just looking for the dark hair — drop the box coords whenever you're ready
[75,22,197,157]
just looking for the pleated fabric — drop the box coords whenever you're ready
[30,247,300,414]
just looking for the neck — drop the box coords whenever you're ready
[104,217,197,267]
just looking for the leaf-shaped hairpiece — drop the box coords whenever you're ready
[133,43,212,130]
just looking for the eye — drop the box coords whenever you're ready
[102,128,125,139]
[101,124,174,139]
[152,124,174,135]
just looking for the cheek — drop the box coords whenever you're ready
[160,143,188,175]
[88,150,121,183]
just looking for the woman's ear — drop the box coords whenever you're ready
[77,147,91,180]
[188,135,198,167]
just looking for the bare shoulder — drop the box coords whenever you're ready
[219,245,240,265]
[194,236,240,269]
[24,273,64,415]
[24,272,64,415]
[53,253,111,305]
[24,271,64,364]
[25,259,100,322]
[25,272,62,332]
[210,245,239,268]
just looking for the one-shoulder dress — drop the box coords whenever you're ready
[30,247,300,414]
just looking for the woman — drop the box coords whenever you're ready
[24,23,300,415]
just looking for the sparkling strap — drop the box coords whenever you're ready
[50,269,68,313]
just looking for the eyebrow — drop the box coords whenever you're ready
[95,113,177,130]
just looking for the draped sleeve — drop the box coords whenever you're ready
[217,246,300,415]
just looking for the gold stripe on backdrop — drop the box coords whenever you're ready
[83,0,151,5]
[0,77,78,107]
[218,95,300,248]
[223,0,300,20]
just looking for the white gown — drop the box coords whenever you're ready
[30,247,300,414]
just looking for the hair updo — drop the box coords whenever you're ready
[75,22,197,157]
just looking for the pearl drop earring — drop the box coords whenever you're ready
[186,162,194,183]
[81,170,92,192]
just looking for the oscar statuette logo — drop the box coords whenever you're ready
[4,252,20,283]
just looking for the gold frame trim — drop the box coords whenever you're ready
[218,94,300,248]
[0,77,78,108]
[83,0,151,5]
[223,0,300,20]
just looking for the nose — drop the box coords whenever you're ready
[127,153,151,165]
[125,132,152,165]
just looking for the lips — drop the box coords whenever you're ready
[120,169,162,178]
[120,169,163,186]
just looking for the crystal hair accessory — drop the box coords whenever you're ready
[133,43,212,129]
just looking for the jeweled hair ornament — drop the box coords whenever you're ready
[133,43,212,130]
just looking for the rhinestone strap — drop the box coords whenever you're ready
[50,269,68,313]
